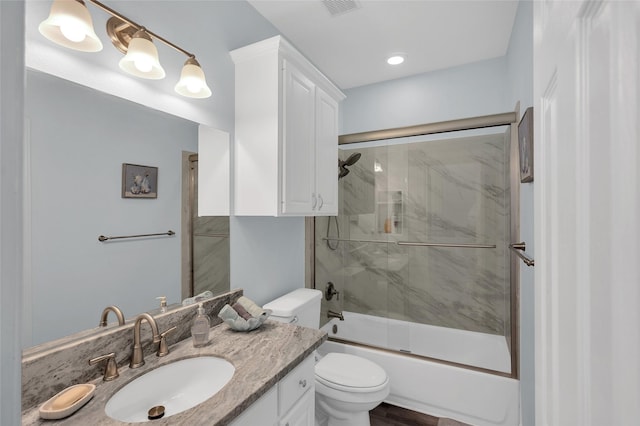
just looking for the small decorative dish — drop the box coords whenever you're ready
[218,305,272,332]
[39,383,95,420]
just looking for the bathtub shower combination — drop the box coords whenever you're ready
[314,116,520,426]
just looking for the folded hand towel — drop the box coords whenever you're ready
[237,296,267,318]
[218,304,253,331]
[182,290,214,306]
[218,300,271,332]
[232,302,253,321]
[218,304,240,322]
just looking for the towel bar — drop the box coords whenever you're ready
[98,230,175,242]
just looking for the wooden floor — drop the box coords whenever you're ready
[370,403,470,426]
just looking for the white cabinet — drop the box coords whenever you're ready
[314,88,339,215]
[197,125,230,216]
[229,355,315,426]
[277,355,315,418]
[231,36,345,216]
[279,390,314,426]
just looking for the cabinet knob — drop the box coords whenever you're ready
[299,379,307,388]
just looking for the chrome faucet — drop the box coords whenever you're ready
[129,313,161,368]
[327,310,344,321]
[99,305,125,327]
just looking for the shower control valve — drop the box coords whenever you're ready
[325,282,340,301]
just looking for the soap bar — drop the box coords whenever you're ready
[51,386,88,410]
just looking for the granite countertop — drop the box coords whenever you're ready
[22,320,326,425]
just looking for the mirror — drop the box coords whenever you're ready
[23,70,230,348]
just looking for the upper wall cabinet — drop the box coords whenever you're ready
[231,36,345,216]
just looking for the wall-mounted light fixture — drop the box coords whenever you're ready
[38,0,212,99]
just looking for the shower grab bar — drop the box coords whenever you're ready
[98,230,175,242]
[397,241,496,249]
[510,242,535,267]
[322,237,496,249]
[322,237,390,244]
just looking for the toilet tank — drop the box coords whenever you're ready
[264,288,322,328]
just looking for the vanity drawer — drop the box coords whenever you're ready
[278,355,314,416]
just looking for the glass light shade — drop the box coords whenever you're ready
[174,58,212,98]
[38,0,103,52]
[118,30,165,80]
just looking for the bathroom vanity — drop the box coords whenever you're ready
[21,293,325,425]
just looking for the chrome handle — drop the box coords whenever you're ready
[509,242,535,267]
[299,379,307,388]
[289,316,298,324]
[326,282,339,301]
[318,194,324,210]
[89,352,119,381]
[311,193,317,210]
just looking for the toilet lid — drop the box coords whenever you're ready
[315,353,387,388]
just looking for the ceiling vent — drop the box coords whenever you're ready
[322,0,361,17]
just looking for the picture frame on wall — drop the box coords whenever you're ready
[518,107,534,183]
[122,163,158,198]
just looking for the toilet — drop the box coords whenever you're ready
[264,288,390,426]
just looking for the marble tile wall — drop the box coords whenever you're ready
[191,164,230,297]
[316,132,511,337]
[21,289,242,412]
[193,215,230,296]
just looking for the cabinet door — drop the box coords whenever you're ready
[279,389,314,426]
[314,88,339,215]
[281,59,315,215]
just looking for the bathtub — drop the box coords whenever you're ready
[319,313,519,426]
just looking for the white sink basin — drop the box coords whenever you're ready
[105,356,235,423]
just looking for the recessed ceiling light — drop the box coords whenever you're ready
[387,54,405,65]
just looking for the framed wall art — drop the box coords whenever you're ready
[518,107,534,183]
[122,163,158,198]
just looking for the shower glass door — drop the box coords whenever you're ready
[315,128,513,374]
[189,156,230,297]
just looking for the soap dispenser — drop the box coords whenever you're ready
[156,296,167,313]
[191,303,210,347]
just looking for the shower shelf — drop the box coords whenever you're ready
[322,237,496,249]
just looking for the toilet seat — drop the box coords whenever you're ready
[315,353,388,393]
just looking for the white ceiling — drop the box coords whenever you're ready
[249,0,519,89]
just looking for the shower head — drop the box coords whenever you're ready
[338,152,362,180]
[342,152,361,166]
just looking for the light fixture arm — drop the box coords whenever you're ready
[86,0,195,59]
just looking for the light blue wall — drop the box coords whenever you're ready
[506,1,535,425]
[1,1,25,422]
[25,71,198,346]
[230,216,305,305]
[341,57,508,134]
